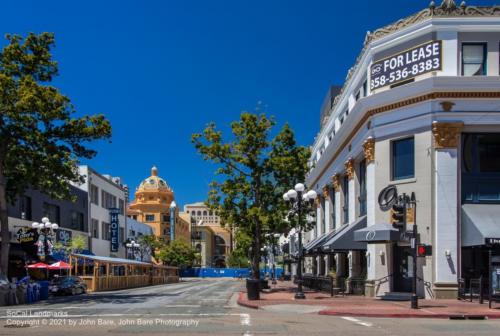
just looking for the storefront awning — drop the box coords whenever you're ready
[354,223,401,243]
[462,204,500,247]
[322,216,367,252]
[304,231,336,255]
[303,234,323,252]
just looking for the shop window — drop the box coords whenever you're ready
[462,43,487,76]
[392,137,415,180]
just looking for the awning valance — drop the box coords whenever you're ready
[354,223,401,243]
[462,204,500,247]
[322,216,367,252]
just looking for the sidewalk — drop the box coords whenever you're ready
[237,281,500,319]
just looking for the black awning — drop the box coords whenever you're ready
[322,216,367,252]
[354,223,401,243]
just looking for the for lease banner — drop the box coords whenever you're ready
[370,40,442,90]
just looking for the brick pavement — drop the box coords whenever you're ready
[237,280,500,318]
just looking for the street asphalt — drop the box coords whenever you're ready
[0,278,499,335]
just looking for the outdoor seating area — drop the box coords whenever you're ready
[69,254,179,292]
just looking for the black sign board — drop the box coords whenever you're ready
[109,208,120,252]
[16,227,38,245]
[56,229,73,245]
[370,40,442,90]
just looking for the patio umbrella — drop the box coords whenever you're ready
[26,262,49,269]
[48,261,71,270]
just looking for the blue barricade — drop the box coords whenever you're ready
[181,267,283,278]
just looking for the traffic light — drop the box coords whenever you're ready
[391,203,406,228]
[417,244,432,257]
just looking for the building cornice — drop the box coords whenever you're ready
[307,90,500,188]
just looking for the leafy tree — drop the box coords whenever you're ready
[157,239,197,268]
[226,250,249,268]
[0,33,112,276]
[192,110,310,279]
[53,234,87,258]
[136,234,162,262]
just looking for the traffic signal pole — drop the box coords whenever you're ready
[410,196,418,309]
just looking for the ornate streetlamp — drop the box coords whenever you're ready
[283,183,316,299]
[265,233,281,285]
[31,217,59,261]
[126,240,141,261]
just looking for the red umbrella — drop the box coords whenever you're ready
[48,261,71,270]
[26,262,49,269]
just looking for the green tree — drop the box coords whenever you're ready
[0,33,112,276]
[137,234,162,261]
[192,110,310,279]
[53,234,87,257]
[157,239,197,268]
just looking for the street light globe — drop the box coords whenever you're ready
[273,233,281,238]
[294,183,305,192]
[283,193,290,201]
[126,243,132,248]
[41,217,49,224]
[287,189,297,200]
[306,190,317,200]
[51,223,59,230]
[31,222,39,229]
[134,243,140,248]
[44,222,52,228]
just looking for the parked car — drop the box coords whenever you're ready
[49,276,87,296]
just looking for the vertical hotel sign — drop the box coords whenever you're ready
[370,40,442,90]
[109,208,120,252]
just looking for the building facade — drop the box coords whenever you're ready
[126,217,154,262]
[75,166,127,258]
[127,166,190,243]
[184,202,231,267]
[304,1,500,299]
[4,185,89,280]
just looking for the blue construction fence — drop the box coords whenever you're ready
[180,267,283,278]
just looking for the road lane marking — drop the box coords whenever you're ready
[341,316,373,327]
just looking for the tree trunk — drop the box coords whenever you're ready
[0,157,10,278]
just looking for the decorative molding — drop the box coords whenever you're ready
[440,101,455,112]
[363,137,375,163]
[432,121,464,149]
[332,174,341,192]
[309,91,500,188]
[317,1,500,129]
[322,186,329,198]
[344,159,355,180]
[315,197,321,208]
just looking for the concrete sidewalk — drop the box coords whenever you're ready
[237,281,500,319]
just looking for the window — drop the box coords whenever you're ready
[101,190,117,209]
[355,91,360,101]
[132,215,137,220]
[19,196,32,220]
[392,137,415,180]
[102,222,111,241]
[462,133,500,203]
[329,186,335,230]
[119,228,124,243]
[162,214,169,222]
[70,211,84,231]
[42,202,60,223]
[203,211,207,216]
[119,199,125,215]
[91,219,99,238]
[363,80,368,97]
[197,211,201,216]
[321,195,326,234]
[359,160,367,216]
[343,176,349,224]
[145,214,155,222]
[462,43,486,76]
[90,184,99,205]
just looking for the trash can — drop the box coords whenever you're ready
[38,281,49,300]
[246,278,260,300]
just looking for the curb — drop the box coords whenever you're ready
[318,310,500,319]
[237,292,259,309]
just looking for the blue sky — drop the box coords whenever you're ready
[2,0,498,207]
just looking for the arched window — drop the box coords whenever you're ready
[203,211,207,216]
[197,211,201,216]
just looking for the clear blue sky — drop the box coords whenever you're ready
[2,0,498,207]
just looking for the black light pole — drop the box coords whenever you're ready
[283,183,316,300]
[410,193,418,309]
